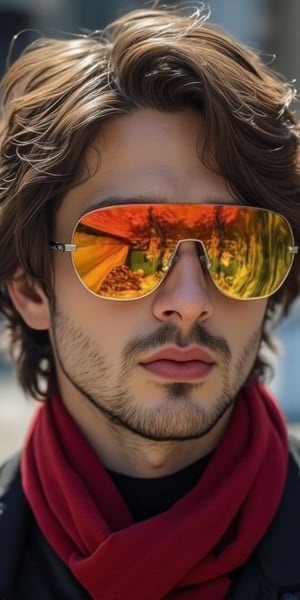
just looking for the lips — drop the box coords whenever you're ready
[139,346,215,381]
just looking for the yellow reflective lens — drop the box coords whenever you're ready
[71,204,295,300]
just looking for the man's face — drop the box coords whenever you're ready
[51,109,267,441]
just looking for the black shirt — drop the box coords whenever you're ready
[108,453,212,522]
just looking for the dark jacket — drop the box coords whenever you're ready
[0,439,300,600]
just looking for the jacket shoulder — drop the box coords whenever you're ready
[252,437,300,598]
[288,434,300,469]
[0,453,32,597]
[0,452,21,495]
[0,455,90,599]
[227,437,300,600]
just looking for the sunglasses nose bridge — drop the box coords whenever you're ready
[167,239,211,271]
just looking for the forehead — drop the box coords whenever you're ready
[56,108,234,236]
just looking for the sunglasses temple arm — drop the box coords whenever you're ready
[49,241,77,252]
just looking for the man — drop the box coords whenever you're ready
[0,5,299,599]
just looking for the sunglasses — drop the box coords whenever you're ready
[50,203,298,301]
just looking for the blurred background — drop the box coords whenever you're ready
[0,0,300,460]
[1,0,300,80]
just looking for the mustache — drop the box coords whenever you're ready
[121,323,231,368]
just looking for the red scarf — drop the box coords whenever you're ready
[21,384,288,600]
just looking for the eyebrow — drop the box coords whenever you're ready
[82,195,238,215]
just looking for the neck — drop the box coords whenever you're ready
[61,390,234,477]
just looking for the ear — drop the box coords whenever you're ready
[7,275,51,330]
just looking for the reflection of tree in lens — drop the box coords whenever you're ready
[99,265,142,294]
[75,205,292,299]
[209,208,291,298]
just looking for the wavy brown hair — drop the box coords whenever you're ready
[0,5,300,399]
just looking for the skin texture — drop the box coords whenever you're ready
[8,109,267,477]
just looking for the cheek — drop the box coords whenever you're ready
[53,256,145,345]
[53,253,79,297]
[214,297,267,351]
[241,299,268,329]
[54,254,106,317]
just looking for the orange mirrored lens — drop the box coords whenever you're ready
[71,204,294,300]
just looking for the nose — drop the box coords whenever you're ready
[151,241,213,325]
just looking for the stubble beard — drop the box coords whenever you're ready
[51,306,262,442]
